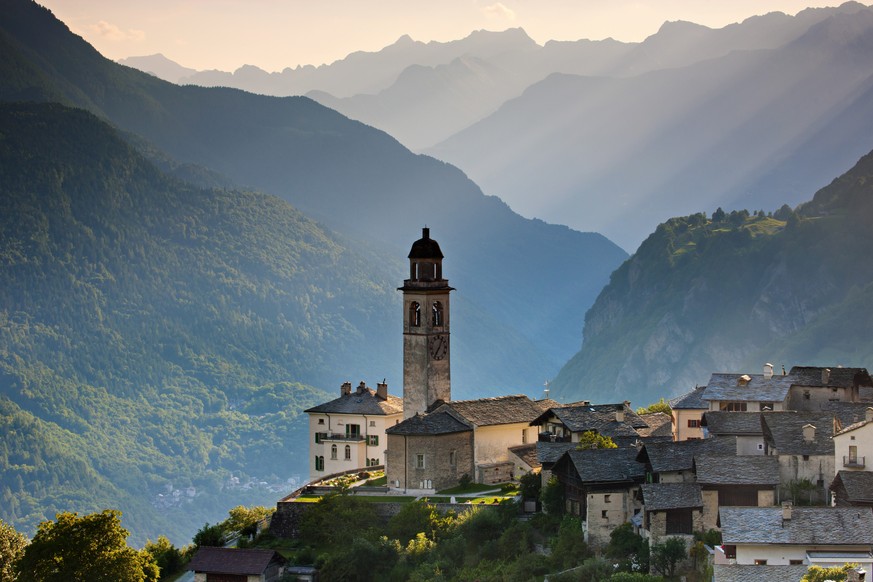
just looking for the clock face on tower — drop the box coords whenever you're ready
[428,334,448,360]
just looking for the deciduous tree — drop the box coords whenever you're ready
[1,518,28,581]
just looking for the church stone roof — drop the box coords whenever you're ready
[304,383,403,416]
[386,410,472,436]
[439,395,544,427]
[694,454,779,486]
[641,483,703,511]
[720,506,873,545]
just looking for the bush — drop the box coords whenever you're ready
[651,537,686,577]
[541,475,564,515]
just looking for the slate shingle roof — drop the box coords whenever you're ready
[188,547,285,575]
[304,384,403,415]
[821,402,873,430]
[537,442,576,465]
[702,373,791,403]
[508,443,539,468]
[831,470,873,503]
[386,411,472,436]
[702,411,763,436]
[641,483,703,511]
[720,506,873,545]
[714,564,810,582]
[638,437,735,474]
[561,447,645,483]
[670,386,708,409]
[531,403,648,438]
[789,366,873,388]
[636,412,673,439]
[440,395,544,427]
[761,412,834,456]
[694,454,779,486]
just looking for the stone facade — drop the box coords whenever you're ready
[585,489,639,549]
[386,430,474,491]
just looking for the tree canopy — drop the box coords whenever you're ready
[0,518,28,581]
[576,431,618,450]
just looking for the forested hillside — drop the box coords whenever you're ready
[0,102,405,545]
[0,0,627,381]
[551,150,873,404]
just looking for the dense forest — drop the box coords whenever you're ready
[552,149,873,403]
[0,102,405,544]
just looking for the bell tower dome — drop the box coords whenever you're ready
[399,227,454,418]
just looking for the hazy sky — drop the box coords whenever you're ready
[40,0,846,71]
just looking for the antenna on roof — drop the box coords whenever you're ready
[543,380,550,400]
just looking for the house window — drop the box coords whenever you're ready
[601,510,608,519]
[346,424,361,438]
[372,458,379,466]
[665,508,694,534]
[790,560,803,565]
[721,402,748,412]
[687,419,700,428]
[410,302,421,327]
[849,445,858,464]
[344,445,351,461]
[369,420,376,427]
[449,450,456,466]
[416,454,425,469]
[432,301,444,327]
[522,429,527,444]
[315,456,324,471]
[331,445,337,460]
[604,495,611,503]
[723,545,737,559]
[803,390,810,400]
[367,435,379,446]
[318,418,325,425]
[754,559,768,565]
[757,443,764,451]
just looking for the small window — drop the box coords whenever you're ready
[318,418,325,425]
[331,444,337,460]
[409,301,421,327]
[790,560,803,565]
[315,456,324,471]
[688,419,700,428]
[522,429,527,444]
[802,454,810,461]
[754,559,768,565]
[601,510,608,519]
[604,494,611,503]
[432,301,444,327]
[757,443,764,450]
[449,450,456,466]
[345,445,351,461]
[416,454,425,469]
[368,435,379,446]
[803,390,810,400]
[372,458,379,466]
[369,420,376,427]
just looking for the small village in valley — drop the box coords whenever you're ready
[186,229,873,582]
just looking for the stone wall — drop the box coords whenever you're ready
[387,431,474,491]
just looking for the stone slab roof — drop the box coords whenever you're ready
[636,412,673,439]
[789,366,872,388]
[531,403,648,438]
[537,442,576,465]
[305,383,403,415]
[702,411,763,435]
[561,447,645,483]
[694,454,779,486]
[821,402,873,431]
[831,470,873,503]
[720,506,873,545]
[188,547,284,575]
[638,437,735,474]
[702,373,791,403]
[670,386,708,409]
[440,394,544,427]
[386,410,472,436]
[641,483,703,511]
[761,412,834,456]
[714,564,809,582]
[508,443,539,468]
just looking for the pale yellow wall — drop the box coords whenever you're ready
[757,489,775,507]
[474,423,530,466]
[833,423,873,475]
[701,490,719,531]
[307,410,402,482]
[735,544,873,566]
[672,409,704,441]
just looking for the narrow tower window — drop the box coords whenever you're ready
[432,301,443,327]
[410,302,421,327]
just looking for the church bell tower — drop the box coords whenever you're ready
[399,227,453,418]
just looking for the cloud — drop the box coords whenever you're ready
[89,20,145,42]
[481,3,516,21]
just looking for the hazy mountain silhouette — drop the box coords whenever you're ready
[117,53,197,84]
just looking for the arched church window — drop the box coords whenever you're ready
[410,302,421,327]
[432,301,443,327]
[345,445,351,460]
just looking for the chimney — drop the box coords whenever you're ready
[782,502,793,523]
[616,405,626,423]
[822,368,831,385]
[341,381,352,396]
[377,380,388,400]
[763,363,773,380]
[802,424,816,443]
[866,407,873,423]
[357,381,367,394]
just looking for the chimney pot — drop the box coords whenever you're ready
[616,405,625,423]
[341,381,352,396]
[377,381,388,400]
[764,363,773,380]
[802,424,816,442]
[822,368,831,385]
[866,408,873,423]
[357,381,367,394]
[782,502,793,522]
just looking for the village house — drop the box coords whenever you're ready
[637,437,735,484]
[760,411,834,503]
[786,366,872,411]
[550,447,645,548]
[693,454,779,530]
[304,380,402,482]
[639,482,704,539]
[832,407,873,475]
[669,386,708,441]
[701,366,791,412]
[635,412,674,442]
[830,470,873,508]
[701,411,765,455]
[716,505,873,571]
[187,547,286,582]
[530,402,650,447]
